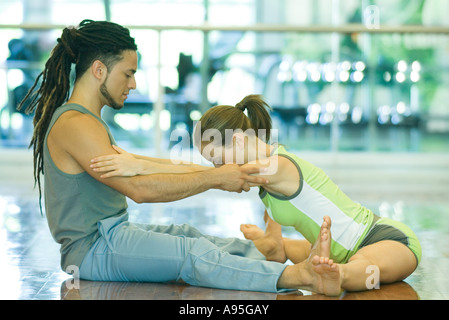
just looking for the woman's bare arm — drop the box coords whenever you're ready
[91,145,213,178]
[243,155,300,197]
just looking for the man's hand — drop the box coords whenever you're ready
[212,164,269,193]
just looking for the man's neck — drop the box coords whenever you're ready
[67,84,104,118]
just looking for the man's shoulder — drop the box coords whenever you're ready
[50,109,109,149]
[57,109,97,123]
[54,110,104,132]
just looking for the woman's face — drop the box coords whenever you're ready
[200,141,243,168]
[198,133,261,167]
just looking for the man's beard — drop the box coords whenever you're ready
[100,80,123,110]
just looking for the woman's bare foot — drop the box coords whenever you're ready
[309,216,332,261]
[240,211,287,263]
[311,256,343,296]
[276,215,342,295]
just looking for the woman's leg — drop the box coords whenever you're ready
[343,240,417,290]
[240,212,331,264]
[311,240,418,295]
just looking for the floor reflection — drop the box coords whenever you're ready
[60,279,419,300]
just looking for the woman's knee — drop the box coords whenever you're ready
[354,240,417,283]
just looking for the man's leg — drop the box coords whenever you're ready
[79,217,287,293]
[140,223,266,260]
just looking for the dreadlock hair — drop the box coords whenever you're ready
[17,19,138,214]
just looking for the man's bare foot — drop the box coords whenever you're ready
[240,211,287,263]
[311,256,343,296]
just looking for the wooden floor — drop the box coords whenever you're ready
[1,149,449,300]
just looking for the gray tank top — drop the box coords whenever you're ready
[43,104,128,271]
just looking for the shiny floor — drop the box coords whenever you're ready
[1,148,449,300]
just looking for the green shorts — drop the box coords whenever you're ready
[358,216,422,265]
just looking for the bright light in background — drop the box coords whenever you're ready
[320,113,334,125]
[190,110,202,122]
[209,68,255,105]
[306,103,321,125]
[397,101,407,114]
[0,70,7,110]
[307,62,321,82]
[412,61,422,72]
[140,114,153,131]
[0,2,23,24]
[339,71,350,82]
[352,106,363,124]
[51,1,105,24]
[340,61,351,71]
[6,69,25,88]
[10,113,23,130]
[410,71,420,83]
[110,2,205,26]
[325,102,336,113]
[396,72,406,83]
[113,114,141,131]
[354,61,366,71]
[397,60,408,72]
[293,61,308,82]
[1,109,10,130]
[351,70,364,82]
[160,109,171,132]
[339,102,350,114]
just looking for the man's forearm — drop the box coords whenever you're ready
[121,163,268,204]
[127,170,219,203]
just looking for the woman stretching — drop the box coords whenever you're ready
[91,95,421,295]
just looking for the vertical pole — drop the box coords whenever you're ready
[200,0,210,113]
[330,0,340,153]
[104,0,111,21]
[362,0,377,151]
[154,30,164,156]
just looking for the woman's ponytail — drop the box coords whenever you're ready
[235,94,272,142]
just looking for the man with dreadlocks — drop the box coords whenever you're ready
[19,20,333,294]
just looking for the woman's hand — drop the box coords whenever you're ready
[212,164,269,193]
[90,145,144,178]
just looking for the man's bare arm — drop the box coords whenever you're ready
[61,114,267,203]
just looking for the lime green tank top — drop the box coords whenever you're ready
[43,104,128,271]
[259,145,374,263]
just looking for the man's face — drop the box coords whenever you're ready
[100,50,138,110]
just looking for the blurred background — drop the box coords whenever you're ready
[1,0,448,154]
[0,0,449,300]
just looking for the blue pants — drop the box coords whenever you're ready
[79,215,288,293]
